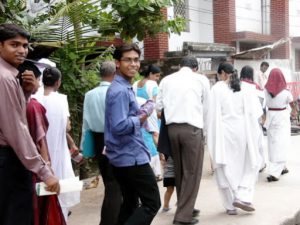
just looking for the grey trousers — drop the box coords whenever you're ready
[167,123,204,223]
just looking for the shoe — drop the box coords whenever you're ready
[233,199,255,212]
[162,207,171,212]
[173,218,199,225]
[68,210,72,217]
[226,209,238,215]
[259,164,267,173]
[192,209,200,217]
[267,175,279,182]
[281,168,289,175]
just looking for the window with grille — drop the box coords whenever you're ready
[174,0,190,32]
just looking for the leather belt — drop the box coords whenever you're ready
[269,107,286,111]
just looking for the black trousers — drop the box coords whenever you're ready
[92,132,122,225]
[0,147,33,225]
[113,163,161,225]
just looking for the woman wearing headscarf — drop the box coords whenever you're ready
[264,68,297,182]
[207,63,262,215]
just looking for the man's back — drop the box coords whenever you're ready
[157,67,210,129]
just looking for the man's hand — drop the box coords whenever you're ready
[139,114,147,125]
[21,70,37,94]
[45,176,60,194]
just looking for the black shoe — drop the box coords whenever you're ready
[173,218,199,225]
[281,168,289,175]
[267,175,279,182]
[192,209,200,217]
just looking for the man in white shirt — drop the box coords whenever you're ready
[156,56,210,225]
[257,61,269,90]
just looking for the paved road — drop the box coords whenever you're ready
[68,136,300,225]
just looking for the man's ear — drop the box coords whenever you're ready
[115,60,120,69]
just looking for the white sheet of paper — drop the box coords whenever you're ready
[36,176,83,196]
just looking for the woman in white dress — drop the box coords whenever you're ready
[207,63,262,215]
[264,68,296,182]
[40,67,80,221]
[240,66,266,173]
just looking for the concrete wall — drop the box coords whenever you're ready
[289,0,300,37]
[236,0,264,33]
[234,59,292,82]
[168,0,214,51]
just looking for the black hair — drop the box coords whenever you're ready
[42,67,62,86]
[240,65,254,81]
[217,62,240,92]
[141,64,161,77]
[18,61,41,78]
[113,43,141,61]
[0,24,30,42]
[17,60,41,86]
[180,56,198,70]
[260,61,269,67]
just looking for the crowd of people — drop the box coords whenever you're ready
[0,23,297,225]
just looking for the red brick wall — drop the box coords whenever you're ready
[144,33,169,60]
[270,0,289,59]
[213,0,236,46]
[96,38,123,47]
[295,49,300,72]
[144,8,169,60]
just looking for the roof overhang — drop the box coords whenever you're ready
[232,37,290,59]
[182,42,236,58]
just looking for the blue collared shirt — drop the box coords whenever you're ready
[80,81,110,150]
[82,81,111,133]
[104,75,151,167]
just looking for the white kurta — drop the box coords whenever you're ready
[207,81,262,209]
[40,92,80,210]
[264,89,293,178]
